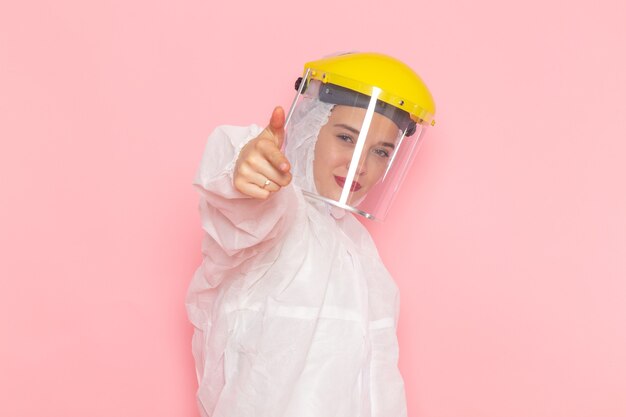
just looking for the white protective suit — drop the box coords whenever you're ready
[186,97,408,417]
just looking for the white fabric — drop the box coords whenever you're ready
[284,96,333,194]
[186,98,408,417]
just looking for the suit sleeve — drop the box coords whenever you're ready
[192,124,298,284]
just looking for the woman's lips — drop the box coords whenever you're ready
[334,176,362,192]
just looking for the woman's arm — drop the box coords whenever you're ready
[193,107,297,256]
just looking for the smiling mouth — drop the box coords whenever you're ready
[334,176,362,192]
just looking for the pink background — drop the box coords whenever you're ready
[1,1,625,416]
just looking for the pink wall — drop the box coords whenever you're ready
[1,1,625,416]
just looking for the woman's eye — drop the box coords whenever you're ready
[373,148,390,158]
[337,134,354,143]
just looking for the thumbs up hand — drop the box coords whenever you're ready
[233,107,293,199]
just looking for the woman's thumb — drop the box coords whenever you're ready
[268,106,285,148]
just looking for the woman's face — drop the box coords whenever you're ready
[313,105,400,204]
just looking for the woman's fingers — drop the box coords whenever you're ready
[233,180,271,200]
[248,171,281,192]
[239,155,289,189]
[266,145,290,173]
[254,139,291,180]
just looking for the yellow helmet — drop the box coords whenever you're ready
[298,52,436,127]
[285,52,437,220]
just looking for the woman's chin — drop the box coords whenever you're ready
[314,182,366,207]
[319,190,341,202]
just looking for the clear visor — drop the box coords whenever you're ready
[285,71,428,221]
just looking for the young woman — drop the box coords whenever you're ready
[187,52,436,417]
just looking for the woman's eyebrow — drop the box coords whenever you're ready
[334,123,360,135]
[380,142,395,149]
